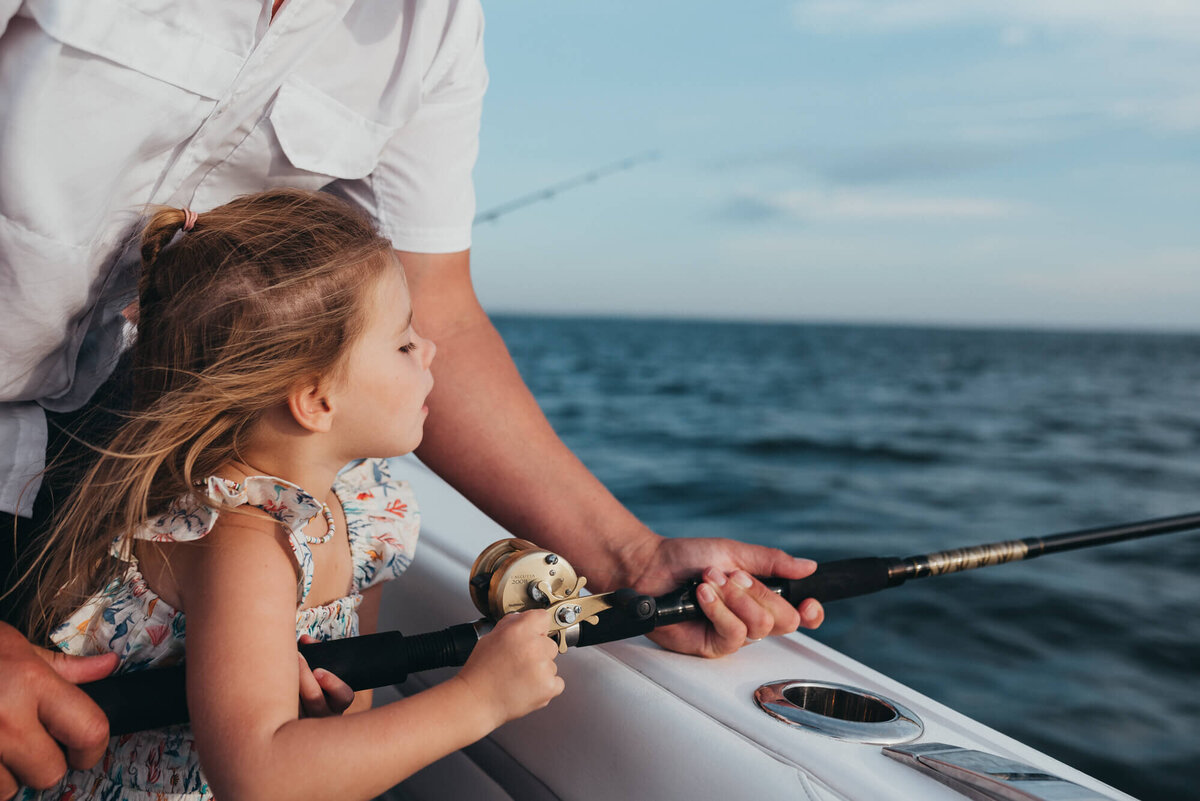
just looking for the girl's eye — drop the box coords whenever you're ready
[399,342,417,354]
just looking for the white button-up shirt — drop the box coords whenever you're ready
[0,0,487,514]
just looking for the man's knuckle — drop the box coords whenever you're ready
[26,754,67,790]
[76,708,112,749]
[9,658,45,688]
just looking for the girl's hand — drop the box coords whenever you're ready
[633,537,824,658]
[455,609,564,729]
[296,635,355,717]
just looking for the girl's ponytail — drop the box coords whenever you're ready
[139,207,195,270]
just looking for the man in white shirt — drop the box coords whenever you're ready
[0,2,824,795]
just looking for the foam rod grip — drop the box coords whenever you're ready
[83,624,481,736]
[764,557,900,604]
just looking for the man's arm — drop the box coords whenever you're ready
[400,250,824,657]
[401,249,657,591]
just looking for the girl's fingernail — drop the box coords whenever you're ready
[697,583,715,603]
[731,571,753,589]
[705,567,727,586]
[313,669,328,680]
[796,558,817,571]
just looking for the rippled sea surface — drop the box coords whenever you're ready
[494,315,1200,801]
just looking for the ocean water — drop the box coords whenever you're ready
[493,315,1200,801]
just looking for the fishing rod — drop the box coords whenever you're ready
[83,510,1200,735]
[472,151,661,225]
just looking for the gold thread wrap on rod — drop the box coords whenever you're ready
[911,540,1031,577]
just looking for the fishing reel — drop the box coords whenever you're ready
[469,538,624,652]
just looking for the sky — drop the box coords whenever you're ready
[469,1,1200,332]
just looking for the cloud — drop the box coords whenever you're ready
[1109,94,1200,134]
[700,140,1022,185]
[791,0,1200,43]
[1005,248,1200,297]
[716,194,791,223]
[719,187,1026,223]
[819,143,1014,184]
[707,141,1016,185]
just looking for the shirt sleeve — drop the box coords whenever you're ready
[363,0,487,254]
[0,1,22,34]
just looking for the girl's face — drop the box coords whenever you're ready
[329,262,435,459]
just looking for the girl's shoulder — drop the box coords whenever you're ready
[132,474,327,545]
[334,458,420,592]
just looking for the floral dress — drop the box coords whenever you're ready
[21,458,419,801]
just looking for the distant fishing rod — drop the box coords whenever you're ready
[473,150,660,225]
[84,510,1200,735]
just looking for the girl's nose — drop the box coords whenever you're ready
[422,336,436,369]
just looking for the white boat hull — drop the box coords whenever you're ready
[377,457,1136,801]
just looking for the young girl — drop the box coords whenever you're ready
[19,189,564,800]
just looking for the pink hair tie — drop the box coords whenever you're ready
[182,208,198,231]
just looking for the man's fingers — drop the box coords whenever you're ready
[2,728,67,792]
[727,543,817,582]
[37,682,111,771]
[0,765,18,801]
[35,649,119,685]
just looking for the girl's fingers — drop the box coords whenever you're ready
[297,653,329,717]
[706,568,801,640]
[799,597,825,629]
[695,575,747,657]
[312,668,355,714]
[720,570,799,639]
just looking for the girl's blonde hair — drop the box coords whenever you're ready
[23,188,394,641]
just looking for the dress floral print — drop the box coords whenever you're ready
[21,458,418,801]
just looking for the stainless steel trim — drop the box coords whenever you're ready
[882,742,1118,801]
[753,680,924,744]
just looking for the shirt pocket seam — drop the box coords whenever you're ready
[269,78,401,181]
[24,0,243,99]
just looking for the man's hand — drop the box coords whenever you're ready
[629,538,825,658]
[397,249,823,659]
[0,622,117,799]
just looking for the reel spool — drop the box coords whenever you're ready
[469,538,587,621]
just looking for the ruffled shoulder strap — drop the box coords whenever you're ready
[129,475,325,605]
[335,458,420,593]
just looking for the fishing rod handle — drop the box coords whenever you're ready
[84,622,482,736]
[766,557,906,605]
[648,557,904,629]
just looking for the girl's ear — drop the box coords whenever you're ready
[287,377,335,434]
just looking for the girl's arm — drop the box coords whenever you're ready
[179,517,560,801]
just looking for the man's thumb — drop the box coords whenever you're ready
[36,648,119,684]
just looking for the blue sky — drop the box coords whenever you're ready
[469,1,1200,331]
